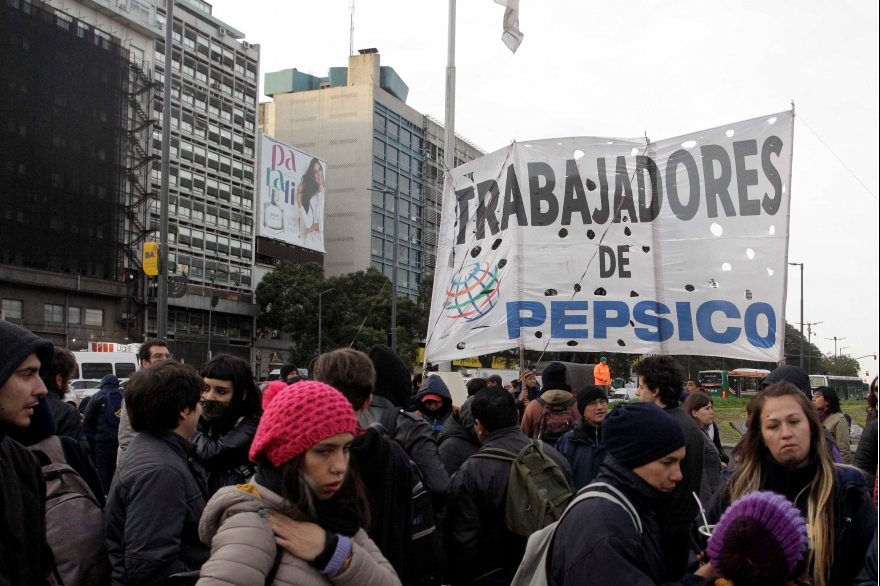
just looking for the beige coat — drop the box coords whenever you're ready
[196,479,400,586]
[823,412,852,465]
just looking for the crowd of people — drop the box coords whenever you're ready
[1,318,878,586]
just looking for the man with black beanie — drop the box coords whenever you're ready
[0,321,56,585]
[555,385,609,490]
[549,402,714,586]
[635,355,705,581]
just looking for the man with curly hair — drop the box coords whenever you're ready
[635,355,704,581]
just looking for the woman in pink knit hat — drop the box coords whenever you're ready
[195,380,401,586]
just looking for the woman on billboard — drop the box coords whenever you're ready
[296,158,325,250]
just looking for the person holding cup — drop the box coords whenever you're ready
[693,382,876,586]
[549,402,717,585]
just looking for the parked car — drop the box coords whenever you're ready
[610,388,638,402]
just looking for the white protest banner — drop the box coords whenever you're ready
[426,111,793,363]
[257,134,327,253]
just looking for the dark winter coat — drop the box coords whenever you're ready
[437,396,480,476]
[550,455,678,586]
[695,454,878,586]
[0,432,55,586]
[656,406,704,536]
[350,425,414,579]
[190,413,259,498]
[45,388,89,449]
[555,418,607,491]
[854,528,878,586]
[84,376,123,445]
[106,431,210,585]
[359,395,450,507]
[854,419,878,490]
[697,428,723,504]
[444,425,572,585]
[415,375,454,437]
[708,422,729,464]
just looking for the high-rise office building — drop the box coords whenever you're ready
[145,0,261,365]
[261,50,484,299]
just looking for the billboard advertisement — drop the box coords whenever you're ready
[257,134,327,253]
[426,110,794,364]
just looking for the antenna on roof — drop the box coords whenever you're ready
[349,0,355,57]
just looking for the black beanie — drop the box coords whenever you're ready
[0,321,54,391]
[577,385,608,415]
[541,362,568,391]
[368,344,412,408]
[602,402,685,469]
[761,365,811,395]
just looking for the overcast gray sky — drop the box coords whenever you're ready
[211,0,879,379]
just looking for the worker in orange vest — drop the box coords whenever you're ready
[594,356,611,391]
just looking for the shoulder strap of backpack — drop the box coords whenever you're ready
[472,446,519,462]
[576,482,642,534]
[264,545,283,586]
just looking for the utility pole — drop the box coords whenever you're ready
[206,278,218,362]
[826,336,847,375]
[368,187,399,354]
[802,321,822,373]
[156,0,175,341]
[788,262,804,368]
[318,288,335,356]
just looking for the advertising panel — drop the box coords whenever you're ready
[426,111,794,363]
[257,134,327,253]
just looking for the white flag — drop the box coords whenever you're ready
[494,0,523,53]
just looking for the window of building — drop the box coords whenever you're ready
[373,163,385,184]
[387,147,398,166]
[84,309,103,327]
[373,138,385,158]
[374,115,386,131]
[2,299,23,320]
[68,307,81,324]
[44,304,64,323]
[387,121,399,140]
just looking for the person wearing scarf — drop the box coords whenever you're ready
[196,380,400,586]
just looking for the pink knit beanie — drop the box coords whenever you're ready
[249,380,357,467]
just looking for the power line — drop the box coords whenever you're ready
[796,113,877,202]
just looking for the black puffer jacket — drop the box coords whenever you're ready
[694,455,878,586]
[364,345,450,506]
[550,455,679,586]
[443,426,572,585]
[106,431,210,585]
[437,397,480,476]
[190,413,259,498]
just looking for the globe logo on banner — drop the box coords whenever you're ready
[445,261,502,322]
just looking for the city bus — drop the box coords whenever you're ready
[699,368,771,398]
[808,375,868,400]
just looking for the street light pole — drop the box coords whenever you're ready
[206,277,217,362]
[318,288,335,356]
[803,320,823,374]
[156,0,175,340]
[788,262,804,368]
[368,187,399,354]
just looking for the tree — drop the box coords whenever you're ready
[255,262,429,367]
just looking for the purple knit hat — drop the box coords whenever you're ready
[707,491,809,585]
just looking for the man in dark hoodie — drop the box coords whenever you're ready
[362,345,450,506]
[0,321,56,585]
[437,395,481,476]
[42,345,89,449]
[635,355,704,581]
[84,374,123,494]
[554,385,609,490]
[521,362,579,446]
[416,375,454,437]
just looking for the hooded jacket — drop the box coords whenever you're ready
[554,418,607,491]
[106,431,210,585]
[437,397,480,476]
[696,455,877,586]
[196,477,401,586]
[444,426,572,584]
[415,376,453,437]
[361,345,449,506]
[550,455,679,586]
[45,386,89,448]
[520,389,579,440]
[84,374,123,445]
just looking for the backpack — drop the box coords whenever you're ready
[533,398,577,446]
[510,482,641,586]
[472,440,573,538]
[29,435,109,586]
[378,408,445,586]
[101,387,124,426]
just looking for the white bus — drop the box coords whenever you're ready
[808,375,867,400]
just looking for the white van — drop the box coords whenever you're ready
[71,352,139,380]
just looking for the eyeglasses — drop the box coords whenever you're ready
[151,353,173,360]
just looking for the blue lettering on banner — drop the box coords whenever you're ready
[505,299,777,348]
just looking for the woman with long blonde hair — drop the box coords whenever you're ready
[693,382,876,586]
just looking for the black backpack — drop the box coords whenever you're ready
[379,407,445,586]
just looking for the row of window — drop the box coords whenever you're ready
[147,309,253,339]
[374,115,424,152]
[153,131,255,183]
[1,299,103,327]
[369,261,420,297]
[151,168,254,211]
[151,197,252,233]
